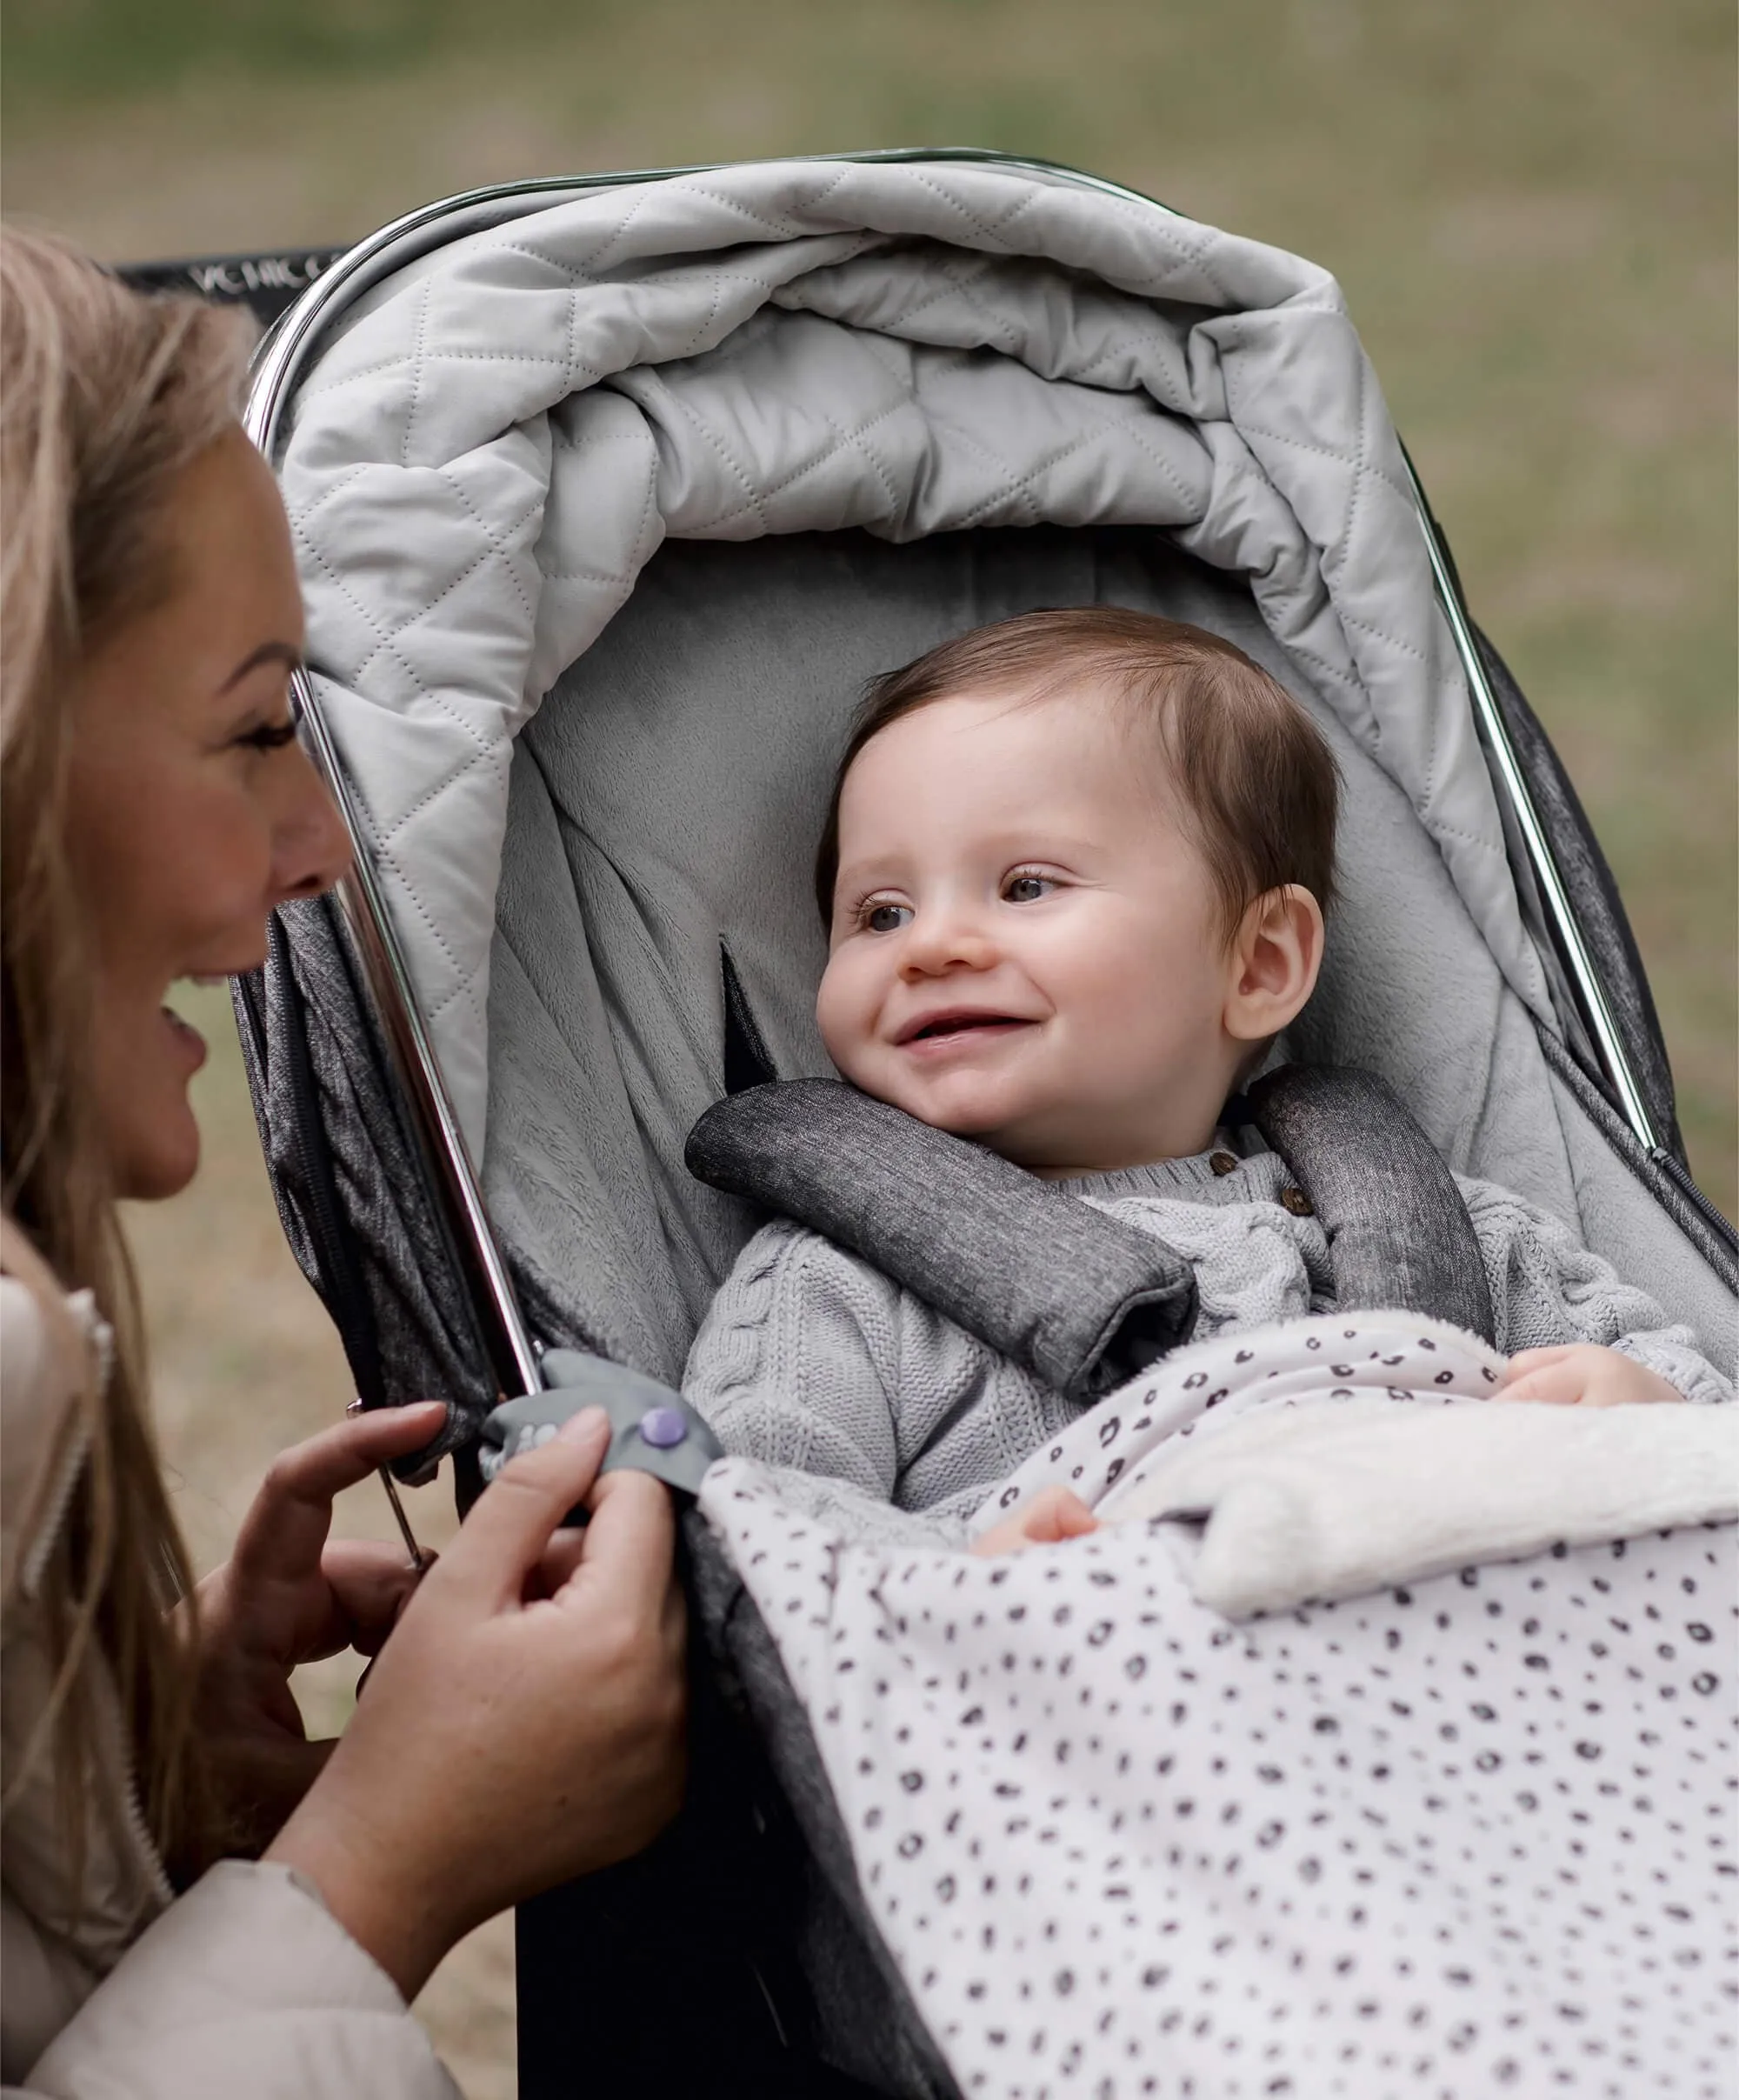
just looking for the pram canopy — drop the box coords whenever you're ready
[216,154,1735,2097]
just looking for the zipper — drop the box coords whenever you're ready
[98,1666,174,1911]
[11,1303,173,1916]
[18,1418,90,1604]
[17,1296,108,1603]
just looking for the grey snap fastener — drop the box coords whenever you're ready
[638,1405,689,1450]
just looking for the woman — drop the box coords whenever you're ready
[0,230,687,2095]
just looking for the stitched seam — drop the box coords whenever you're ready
[436,469,538,629]
[699,392,917,530]
[293,529,495,761]
[636,383,769,530]
[341,490,548,684]
[375,834,470,976]
[847,333,1057,482]
[285,463,373,531]
[901,170,1044,254]
[399,277,432,467]
[296,351,418,399]
[1236,416,1410,501]
[1340,609,1429,665]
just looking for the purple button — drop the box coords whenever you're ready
[638,1406,689,1450]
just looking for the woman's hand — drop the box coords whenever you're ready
[190,1401,451,1857]
[265,1406,687,2001]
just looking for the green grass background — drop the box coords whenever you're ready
[8,0,1732,1206]
[5,7,1733,2090]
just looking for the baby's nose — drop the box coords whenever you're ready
[898,906,998,977]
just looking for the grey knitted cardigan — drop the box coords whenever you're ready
[681,1138,1733,1550]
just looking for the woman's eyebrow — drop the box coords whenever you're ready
[219,639,303,692]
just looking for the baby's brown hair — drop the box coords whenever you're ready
[815,607,1341,943]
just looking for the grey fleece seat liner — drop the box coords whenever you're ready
[483,526,1734,1387]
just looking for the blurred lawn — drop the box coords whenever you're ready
[10,4,1734,2093]
[7,0,1732,1203]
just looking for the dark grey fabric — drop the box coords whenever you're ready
[243,894,494,1455]
[686,1079,1198,1402]
[1249,1064,1498,1343]
[684,1511,963,2100]
[1535,1027,1739,1290]
[1473,623,1687,1168]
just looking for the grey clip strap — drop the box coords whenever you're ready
[1249,1064,1497,1345]
[687,1079,1197,1402]
[479,1349,723,1500]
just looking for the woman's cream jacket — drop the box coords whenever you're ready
[0,1218,457,2098]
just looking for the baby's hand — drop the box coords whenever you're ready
[971,1484,1100,1558]
[1498,1343,1683,1408]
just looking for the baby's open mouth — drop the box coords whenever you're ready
[897,1011,1032,1046]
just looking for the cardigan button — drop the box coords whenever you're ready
[1279,1186,1315,1217]
[1209,1150,1238,1176]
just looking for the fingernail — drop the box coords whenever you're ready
[557,1405,609,1446]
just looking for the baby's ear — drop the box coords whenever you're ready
[1223,884,1323,1043]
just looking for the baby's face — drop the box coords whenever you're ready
[816,686,1249,1175]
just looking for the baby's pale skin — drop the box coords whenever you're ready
[814,681,1681,1557]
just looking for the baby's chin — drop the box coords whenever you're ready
[883,1076,1066,1163]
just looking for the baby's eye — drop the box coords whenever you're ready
[1003,872,1056,904]
[862,901,914,934]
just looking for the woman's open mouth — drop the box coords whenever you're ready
[158,974,230,1074]
[159,1000,209,1072]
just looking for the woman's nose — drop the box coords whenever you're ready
[271,742,353,903]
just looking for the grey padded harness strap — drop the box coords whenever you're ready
[686,1079,1199,1403]
[687,1064,1500,1396]
[1247,1064,1497,1345]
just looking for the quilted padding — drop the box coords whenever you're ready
[277,157,1550,1158]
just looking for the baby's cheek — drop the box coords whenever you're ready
[816,958,873,1081]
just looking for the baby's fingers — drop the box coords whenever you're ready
[1497,1359,1586,1405]
[1023,1485,1101,1543]
[1500,1346,1579,1383]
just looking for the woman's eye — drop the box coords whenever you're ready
[237,717,300,754]
[863,902,913,934]
[1003,873,1056,904]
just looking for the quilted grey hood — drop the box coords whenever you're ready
[277,156,1549,1158]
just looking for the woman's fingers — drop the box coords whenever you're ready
[428,1407,612,1617]
[320,1539,431,1656]
[230,1402,450,1583]
[533,1464,682,1601]
[265,1404,686,2003]
[572,1465,676,1581]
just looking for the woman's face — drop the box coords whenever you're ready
[66,428,350,1200]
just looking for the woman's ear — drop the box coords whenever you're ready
[1223,884,1324,1045]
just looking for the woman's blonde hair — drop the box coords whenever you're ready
[1,229,254,1884]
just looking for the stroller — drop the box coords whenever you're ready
[135,152,1736,2097]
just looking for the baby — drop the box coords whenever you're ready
[683,609,1729,1550]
